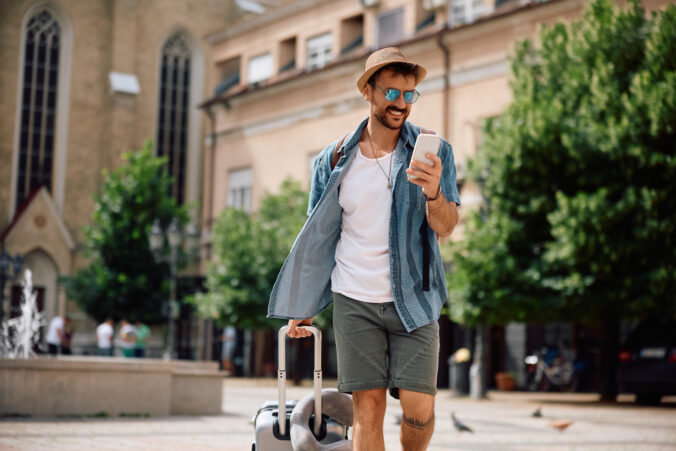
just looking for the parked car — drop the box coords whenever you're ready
[618,319,676,404]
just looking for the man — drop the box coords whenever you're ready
[268,47,460,450]
[221,325,237,375]
[46,315,65,356]
[96,318,114,357]
[134,320,150,358]
[61,317,73,355]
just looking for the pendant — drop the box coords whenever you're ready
[388,182,391,189]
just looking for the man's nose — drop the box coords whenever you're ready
[393,93,406,109]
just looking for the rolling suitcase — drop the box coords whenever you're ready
[252,325,348,450]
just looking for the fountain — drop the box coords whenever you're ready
[0,271,224,417]
[0,269,45,359]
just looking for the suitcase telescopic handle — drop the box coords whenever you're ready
[277,325,322,437]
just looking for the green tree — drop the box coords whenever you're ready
[64,142,189,323]
[448,0,676,401]
[190,178,332,329]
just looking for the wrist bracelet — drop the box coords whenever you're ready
[425,185,442,202]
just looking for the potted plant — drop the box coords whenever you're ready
[495,372,516,391]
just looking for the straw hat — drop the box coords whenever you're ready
[356,47,427,92]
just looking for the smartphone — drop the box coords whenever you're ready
[408,134,442,179]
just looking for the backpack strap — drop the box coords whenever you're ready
[331,133,350,170]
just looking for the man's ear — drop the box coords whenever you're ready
[362,84,371,102]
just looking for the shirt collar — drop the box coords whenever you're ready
[401,121,417,151]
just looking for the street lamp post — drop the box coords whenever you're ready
[149,218,200,360]
[0,249,24,324]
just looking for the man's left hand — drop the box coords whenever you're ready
[406,153,442,199]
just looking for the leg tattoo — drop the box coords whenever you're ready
[403,413,434,430]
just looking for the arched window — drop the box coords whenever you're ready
[156,33,191,204]
[15,10,61,208]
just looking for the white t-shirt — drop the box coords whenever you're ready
[96,322,113,349]
[331,146,394,303]
[46,316,64,345]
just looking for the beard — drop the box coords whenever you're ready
[373,105,409,130]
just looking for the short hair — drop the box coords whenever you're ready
[367,62,418,87]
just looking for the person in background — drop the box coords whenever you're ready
[134,320,150,358]
[61,317,73,355]
[96,318,114,357]
[45,315,65,356]
[119,319,136,358]
[221,325,237,375]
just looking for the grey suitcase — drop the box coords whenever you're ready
[252,325,348,450]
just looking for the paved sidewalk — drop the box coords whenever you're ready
[1,378,675,450]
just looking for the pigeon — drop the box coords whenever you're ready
[531,407,542,418]
[548,419,574,432]
[451,412,474,433]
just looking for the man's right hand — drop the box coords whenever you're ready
[287,318,314,338]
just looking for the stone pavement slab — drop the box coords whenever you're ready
[1,378,675,450]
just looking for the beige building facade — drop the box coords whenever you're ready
[0,0,247,355]
[203,0,666,221]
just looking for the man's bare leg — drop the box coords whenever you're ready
[352,388,387,451]
[399,389,435,451]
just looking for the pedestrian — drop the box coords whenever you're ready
[221,325,237,375]
[61,317,73,355]
[119,319,136,358]
[133,320,150,358]
[268,47,460,451]
[45,315,65,356]
[96,318,114,357]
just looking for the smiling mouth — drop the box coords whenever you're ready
[388,108,405,117]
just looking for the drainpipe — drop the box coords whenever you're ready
[436,28,450,139]
[204,105,217,234]
[202,104,217,362]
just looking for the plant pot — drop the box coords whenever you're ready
[495,372,516,391]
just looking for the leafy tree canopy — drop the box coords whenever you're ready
[64,142,190,323]
[448,0,676,327]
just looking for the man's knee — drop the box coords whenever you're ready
[399,389,435,426]
[353,388,387,423]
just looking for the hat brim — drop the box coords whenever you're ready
[356,62,427,92]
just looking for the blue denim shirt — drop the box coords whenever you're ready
[268,118,461,332]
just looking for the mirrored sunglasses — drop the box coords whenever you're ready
[375,84,420,104]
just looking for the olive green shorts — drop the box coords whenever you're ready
[332,292,439,399]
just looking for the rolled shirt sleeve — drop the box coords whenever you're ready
[438,140,461,206]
